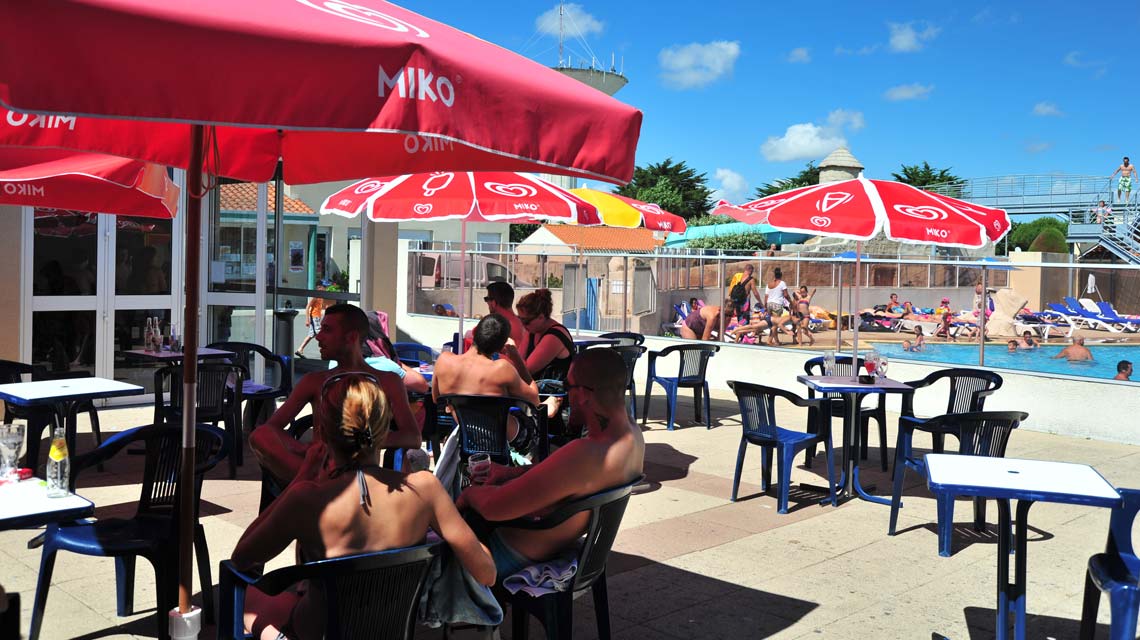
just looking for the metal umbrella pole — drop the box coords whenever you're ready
[173,124,204,636]
[979,266,987,366]
[456,221,468,353]
[850,243,862,380]
[836,261,843,351]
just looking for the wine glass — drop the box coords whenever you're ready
[823,351,836,376]
[877,354,889,380]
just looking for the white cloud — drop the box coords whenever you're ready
[713,168,750,203]
[888,21,941,52]
[535,4,603,37]
[658,41,741,90]
[1032,101,1063,117]
[884,83,934,101]
[761,109,865,162]
[786,47,811,64]
[835,44,879,56]
[1025,141,1053,154]
[1063,51,1084,67]
[1063,51,1109,77]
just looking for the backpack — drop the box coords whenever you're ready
[729,276,752,305]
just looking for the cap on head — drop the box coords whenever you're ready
[941,296,950,303]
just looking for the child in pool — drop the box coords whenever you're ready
[902,326,926,352]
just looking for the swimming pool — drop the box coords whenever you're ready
[870,341,1139,381]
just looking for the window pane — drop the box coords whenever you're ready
[32,310,97,374]
[115,215,174,295]
[112,309,172,393]
[211,183,259,293]
[207,305,257,345]
[32,210,98,297]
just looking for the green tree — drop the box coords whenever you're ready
[685,213,733,227]
[509,223,538,244]
[686,233,769,252]
[1027,227,1069,253]
[615,158,714,220]
[1005,217,1068,253]
[754,162,820,198]
[891,161,963,188]
[633,177,685,215]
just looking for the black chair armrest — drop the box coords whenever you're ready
[68,425,147,488]
[474,477,642,531]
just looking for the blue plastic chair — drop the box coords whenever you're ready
[641,344,718,431]
[206,341,293,433]
[437,394,548,494]
[470,477,640,640]
[598,331,645,347]
[802,355,887,471]
[28,423,228,640]
[393,341,437,367]
[218,543,439,640]
[609,345,647,421]
[1080,488,1140,640]
[888,411,1027,557]
[727,381,835,513]
[898,367,1003,461]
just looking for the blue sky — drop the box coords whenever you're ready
[403,1,1139,202]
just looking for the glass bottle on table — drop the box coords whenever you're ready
[46,425,70,498]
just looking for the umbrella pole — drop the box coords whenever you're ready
[979,266,987,366]
[851,243,861,380]
[173,124,203,635]
[836,264,843,351]
[457,221,467,353]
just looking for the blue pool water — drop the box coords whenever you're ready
[870,341,1140,381]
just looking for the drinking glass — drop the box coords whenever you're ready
[877,355,889,380]
[467,452,491,484]
[0,423,25,481]
[823,351,836,376]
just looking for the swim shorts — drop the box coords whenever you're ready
[1121,176,1133,191]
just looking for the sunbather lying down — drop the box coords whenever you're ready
[729,310,792,346]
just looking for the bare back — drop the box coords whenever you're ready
[432,350,522,399]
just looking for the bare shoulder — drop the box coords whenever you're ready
[279,478,325,513]
[403,470,444,500]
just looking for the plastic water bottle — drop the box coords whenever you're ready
[46,426,69,498]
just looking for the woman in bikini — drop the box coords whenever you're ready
[792,285,817,346]
[231,374,495,640]
[517,288,576,426]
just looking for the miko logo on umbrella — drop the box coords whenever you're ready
[817,192,853,213]
[293,0,430,37]
[353,179,387,195]
[895,204,948,220]
[413,203,433,215]
[483,182,538,198]
[809,216,832,228]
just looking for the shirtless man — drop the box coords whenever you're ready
[431,313,540,440]
[250,304,422,483]
[1111,157,1136,204]
[484,282,527,350]
[1052,336,1093,362]
[457,348,645,578]
[1017,330,1039,350]
[1115,360,1132,381]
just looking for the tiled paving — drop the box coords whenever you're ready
[2,389,1136,639]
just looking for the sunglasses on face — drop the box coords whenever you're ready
[565,382,594,392]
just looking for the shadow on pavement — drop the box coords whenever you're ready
[959,605,1107,640]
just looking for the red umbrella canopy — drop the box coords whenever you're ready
[715,178,1010,248]
[0,0,642,185]
[606,192,687,232]
[321,172,601,224]
[0,147,178,218]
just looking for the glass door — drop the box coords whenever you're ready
[21,172,186,403]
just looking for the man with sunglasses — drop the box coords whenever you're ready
[457,348,644,578]
[250,303,422,483]
[484,282,526,351]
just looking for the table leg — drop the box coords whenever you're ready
[1013,500,1034,640]
[996,498,1013,640]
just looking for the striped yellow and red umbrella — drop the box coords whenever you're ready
[571,187,687,232]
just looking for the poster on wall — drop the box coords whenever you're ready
[289,241,304,273]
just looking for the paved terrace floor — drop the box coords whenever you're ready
[2,389,1137,640]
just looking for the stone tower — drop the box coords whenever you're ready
[818,147,864,184]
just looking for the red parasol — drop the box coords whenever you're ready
[714,178,1009,247]
[322,172,600,337]
[1,148,178,218]
[0,0,641,185]
[321,171,600,224]
[715,177,1010,375]
[0,3,642,629]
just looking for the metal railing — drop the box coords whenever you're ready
[927,174,1114,215]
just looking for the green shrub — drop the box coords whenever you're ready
[1027,227,1069,253]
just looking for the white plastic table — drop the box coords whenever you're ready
[925,454,1121,640]
[121,347,236,364]
[0,478,93,530]
[0,378,144,462]
[797,375,914,504]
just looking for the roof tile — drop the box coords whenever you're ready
[218,183,314,214]
[538,225,663,252]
